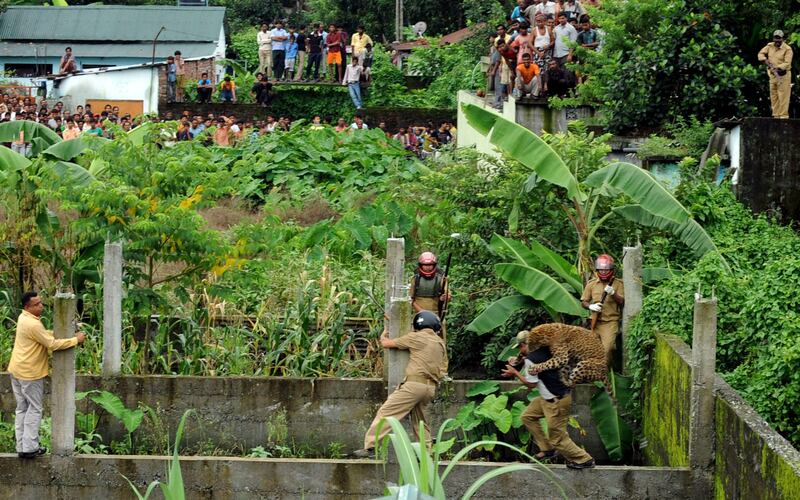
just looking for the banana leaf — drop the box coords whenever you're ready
[43,136,109,161]
[612,204,729,272]
[495,263,586,317]
[0,145,32,173]
[461,103,583,201]
[585,162,689,223]
[467,294,536,334]
[526,238,583,293]
[642,267,679,284]
[489,234,540,268]
[50,160,95,186]
[590,374,633,462]
[0,120,61,150]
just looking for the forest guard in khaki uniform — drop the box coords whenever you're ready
[581,254,624,366]
[758,30,794,119]
[410,252,451,339]
[353,311,448,457]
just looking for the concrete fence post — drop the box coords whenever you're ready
[52,292,77,456]
[689,296,717,497]
[102,241,123,376]
[622,243,643,372]
[385,238,411,395]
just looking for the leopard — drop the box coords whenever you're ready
[525,323,609,390]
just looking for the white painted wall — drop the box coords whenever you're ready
[53,67,158,113]
[456,90,516,156]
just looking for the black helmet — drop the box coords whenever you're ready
[413,311,441,332]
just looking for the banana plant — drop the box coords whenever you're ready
[461,103,726,279]
[461,104,727,329]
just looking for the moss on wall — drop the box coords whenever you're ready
[642,335,691,467]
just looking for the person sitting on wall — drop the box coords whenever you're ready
[197,73,214,104]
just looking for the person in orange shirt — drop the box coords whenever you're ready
[515,52,542,98]
[8,292,85,458]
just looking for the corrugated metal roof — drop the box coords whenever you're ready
[0,41,218,59]
[0,6,224,42]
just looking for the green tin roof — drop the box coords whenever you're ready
[0,6,225,43]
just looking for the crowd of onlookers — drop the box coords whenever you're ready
[0,92,457,158]
[163,22,376,110]
[488,0,603,108]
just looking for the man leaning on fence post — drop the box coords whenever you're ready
[7,292,85,458]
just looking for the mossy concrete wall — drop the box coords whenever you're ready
[644,334,800,498]
[0,374,608,460]
[0,454,691,500]
[642,335,691,466]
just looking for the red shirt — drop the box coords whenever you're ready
[327,32,342,53]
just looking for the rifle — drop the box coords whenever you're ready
[590,276,614,333]
[437,253,453,320]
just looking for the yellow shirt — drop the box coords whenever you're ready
[7,310,77,381]
[350,33,374,53]
[581,278,624,323]
[757,42,794,78]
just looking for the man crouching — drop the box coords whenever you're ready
[353,311,448,457]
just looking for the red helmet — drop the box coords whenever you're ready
[595,254,615,281]
[418,251,438,278]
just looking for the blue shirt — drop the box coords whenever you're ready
[167,63,177,82]
[271,28,288,51]
[286,40,298,59]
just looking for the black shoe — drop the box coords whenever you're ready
[18,447,46,459]
[351,448,374,458]
[566,458,595,469]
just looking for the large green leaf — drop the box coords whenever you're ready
[461,103,582,201]
[466,294,536,334]
[89,391,144,435]
[0,120,61,149]
[526,239,583,293]
[0,146,32,174]
[466,380,500,397]
[589,379,633,462]
[613,204,729,271]
[50,160,95,186]
[495,263,587,317]
[585,162,689,223]
[43,136,109,161]
[489,234,540,268]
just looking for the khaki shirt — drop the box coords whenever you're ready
[8,310,77,381]
[394,328,448,383]
[581,278,624,323]
[758,42,793,78]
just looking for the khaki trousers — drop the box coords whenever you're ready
[364,381,435,449]
[10,375,44,453]
[295,51,306,80]
[769,73,791,118]
[521,394,592,464]
[595,320,619,367]
[258,48,273,78]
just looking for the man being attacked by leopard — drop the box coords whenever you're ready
[502,329,596,469]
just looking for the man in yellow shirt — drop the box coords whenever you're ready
[757,30,794,119]
[350,26,373,60]
[8,292,85,458]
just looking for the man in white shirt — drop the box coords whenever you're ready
[270,21,289,80]
[257,23,273,78]
[350,114,368,130]
[553,13,578,65]
[342,56,364,109]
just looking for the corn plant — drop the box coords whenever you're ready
[124,409,194,500]
[376,417,566,500]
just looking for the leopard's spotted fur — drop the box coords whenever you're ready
[525,323,608,388]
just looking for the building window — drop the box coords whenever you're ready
[4,63,49,77]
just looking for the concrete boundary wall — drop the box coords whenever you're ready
[644,334,800,499]
[0,374,609,461]
[0,454,691,500]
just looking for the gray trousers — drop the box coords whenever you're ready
[10,375,44,453]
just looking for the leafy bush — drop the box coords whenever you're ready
[626,179,800,448]
[572,0,759,132]
[637,117,713,159]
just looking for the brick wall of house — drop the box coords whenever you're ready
[157,57,216,104]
